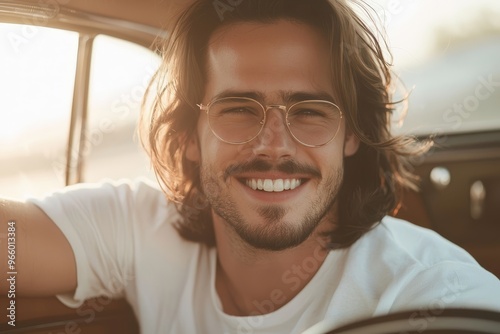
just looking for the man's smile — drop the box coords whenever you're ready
[243,178,303,192]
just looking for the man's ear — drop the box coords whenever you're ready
[186,132,201,162]
[343,125,360,157]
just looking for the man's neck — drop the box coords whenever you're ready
[213,218,331,316]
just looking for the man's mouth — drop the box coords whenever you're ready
[243,178,303,192]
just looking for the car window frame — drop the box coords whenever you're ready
[0,0,164,186]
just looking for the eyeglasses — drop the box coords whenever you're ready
[197,97,343,147]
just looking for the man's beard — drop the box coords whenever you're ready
[200,159,342,251]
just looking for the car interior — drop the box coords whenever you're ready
[0,0,499,333]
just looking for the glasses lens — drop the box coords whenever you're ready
[287,101,342,146]
[208,98,264,144]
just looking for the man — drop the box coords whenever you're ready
[1,0,500,333]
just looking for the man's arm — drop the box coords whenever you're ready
[0,199,77,296]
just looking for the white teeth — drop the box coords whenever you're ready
[274,179,284,192]
[263,179,273,192]
[245,178,302,192]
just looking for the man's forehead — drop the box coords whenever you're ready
[202,20,335,102]
[206,19,327,51]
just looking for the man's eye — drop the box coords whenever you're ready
[227,107,250,113]
[219,107,258,115]
[292,109,326,118]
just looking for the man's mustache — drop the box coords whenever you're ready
[224,159,321,181]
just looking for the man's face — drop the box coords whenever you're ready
[187,20,359,250]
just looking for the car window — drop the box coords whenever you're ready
[85,34,160,182]
[0,24,160,198]
[0,23,78,198]
[366,0,500,136]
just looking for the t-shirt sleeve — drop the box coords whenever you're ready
[390,261,500,313]
[373,217,500,314]
[27,179,156,308]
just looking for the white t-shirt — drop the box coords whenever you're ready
[28,179,500,334]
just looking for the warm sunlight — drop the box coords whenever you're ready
[369,0,500,68]
[0,24,160,198]
[1,0,499,198]
[0,24,77,155]
[368,0,500,135]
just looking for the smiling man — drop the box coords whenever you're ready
[185,20,359,317]
[189,20,357,253]
[1,0,500,333]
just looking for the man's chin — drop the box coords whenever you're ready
[229,216,317,251]
[256,205,288,224]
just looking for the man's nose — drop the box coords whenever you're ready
[250,108,296,160]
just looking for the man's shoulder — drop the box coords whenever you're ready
[89,178,185,231]
[335,217,500,314]
[354,216,479,269]
[28,177,183,234]
[30,177,165,203]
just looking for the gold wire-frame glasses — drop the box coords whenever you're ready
[197,97,343,147]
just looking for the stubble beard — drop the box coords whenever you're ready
[200,164,343,251]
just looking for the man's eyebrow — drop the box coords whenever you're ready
[209,90,337,104]
[210,90,265,101]
[281,91,337,104]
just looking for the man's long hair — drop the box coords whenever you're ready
[140,0,429,248]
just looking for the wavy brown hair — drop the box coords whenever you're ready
[140,0,429,248]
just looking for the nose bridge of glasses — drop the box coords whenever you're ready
[264,104,288,124]
[252,104,297,154]
[257,104,294,147]
[264,104,287,112]
[262,104,289,128]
